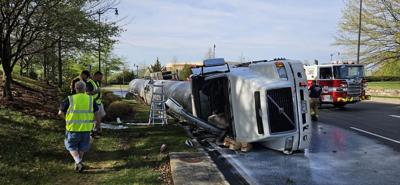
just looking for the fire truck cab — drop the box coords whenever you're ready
[304,61,370,107]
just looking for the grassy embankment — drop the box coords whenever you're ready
[367,81,400,99]
[103,84,130,90]
[368,81,400,90]
[0,75,193,184]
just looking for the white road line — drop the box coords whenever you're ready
[389,115,400,119]
[350,127,400,144]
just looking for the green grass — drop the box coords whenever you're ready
[123,99,150,122]
[13,76,46,91]
[0,105,193,184]
[103,85,129,90]
[368,81,400,90]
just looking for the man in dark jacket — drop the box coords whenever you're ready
[309,81,322,121]
[70,70,93,95]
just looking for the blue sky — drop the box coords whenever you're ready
[111,0,345,67]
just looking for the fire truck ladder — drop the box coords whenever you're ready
[148,84,167,125]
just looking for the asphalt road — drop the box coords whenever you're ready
[210,100,400,185]
[319,100,400,151]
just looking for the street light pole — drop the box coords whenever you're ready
[213,44,216,59]
[137,65,139,78]
[357,0,363,64]
[97,8,118,73]
[98,12,101,73]
[133,64,139,78]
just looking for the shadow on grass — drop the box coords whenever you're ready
[0,108,192,184]
[0,115,68,184]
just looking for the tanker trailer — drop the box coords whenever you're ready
[128,58,312,154]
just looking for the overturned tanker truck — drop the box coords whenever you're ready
[128,58,311,154]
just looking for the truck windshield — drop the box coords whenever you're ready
[333,65,364,79]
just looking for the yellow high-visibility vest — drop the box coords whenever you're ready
[65,93,94,132]
[87,79,102,105]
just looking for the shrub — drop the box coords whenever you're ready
[365,76,400,82]
[28,71,38,80]
[102,90,121,109]
[106,101,135,121]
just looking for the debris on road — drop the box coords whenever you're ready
[223,137,252,152]
[160,144,168,153]
[100,123,128,130]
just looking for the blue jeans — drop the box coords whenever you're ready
[64,132,91,152]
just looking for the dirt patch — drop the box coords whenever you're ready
[157,159,173,185]
[0,78,60,119]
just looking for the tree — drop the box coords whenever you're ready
[336,0,400,63]
[0,0,121,100]
[149,57,163,72]
[0,0,63,100]
[374,61,400,76]
[108,69,135,84]
[180,64,192,80]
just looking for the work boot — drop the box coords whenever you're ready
[90,130,100,139]
[75,162,84,173]
[311,115,318,121]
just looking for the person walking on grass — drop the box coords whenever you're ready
[58,81,100,172]
[309,80,322,121]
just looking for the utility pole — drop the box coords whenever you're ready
[357,0,363,64]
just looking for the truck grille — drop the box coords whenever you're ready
[347,82,362,96]
[267,88,296,134]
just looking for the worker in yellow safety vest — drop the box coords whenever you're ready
[58,81,100,172]
[86,71,105,137]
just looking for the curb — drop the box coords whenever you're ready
[367,97,400,105]
[170,152,230,185]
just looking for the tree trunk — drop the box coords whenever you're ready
[58,39,62,88]
[52,56,56,84]
[2,66,13,101]
[20,62,23,76]
[43,52,47,81]
[104,66,108,85]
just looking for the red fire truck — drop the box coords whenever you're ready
[304,61,370,107]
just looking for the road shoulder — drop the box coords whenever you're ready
[368,97,400,104]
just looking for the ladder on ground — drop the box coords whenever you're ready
[148,84,167,125]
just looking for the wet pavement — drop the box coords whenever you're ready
[319,101,400,151]
[213,122,400,185]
